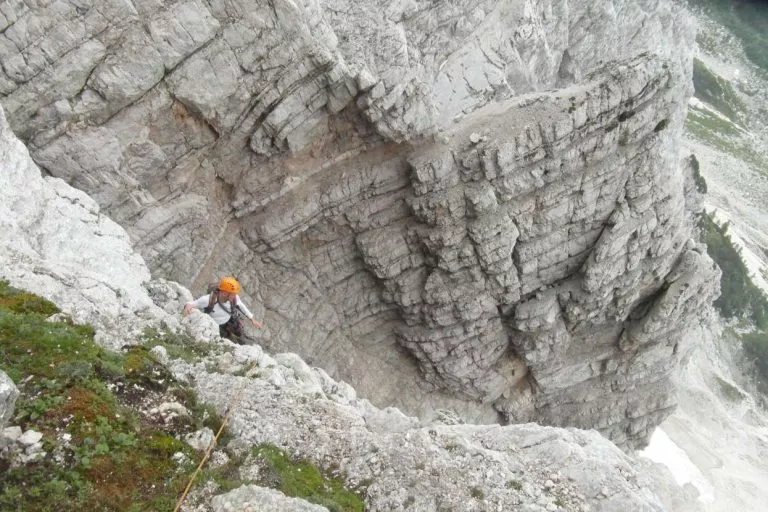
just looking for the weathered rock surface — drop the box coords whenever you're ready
[176,343,675,512]
[211,485,329,512]
[0,104,185,350]
[0,109,699,510]
[0,371,19,429]
[0,0,718,448]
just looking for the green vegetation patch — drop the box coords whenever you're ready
[692,58,747,124]
[0,280,198,511]
[686,106,741,138]
[697,216,768,400]
[0,284,60,316]
[140,326,220,363]
[252,443,365,512]
[685,109,768,176]
[698,213,768,326]
[0,281,366,511]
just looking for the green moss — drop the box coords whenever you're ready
[252,443,365,512]
[121,346,175,392]
[0,282,209,511]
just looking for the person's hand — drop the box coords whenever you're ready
[182,304,193,317]
[251,318,263,329]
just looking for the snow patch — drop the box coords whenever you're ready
[640,428,714,504]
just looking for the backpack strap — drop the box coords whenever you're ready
[229,295,245,318]
[203,290,241,316]
[203,290,218,314]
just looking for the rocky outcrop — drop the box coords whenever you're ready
[0,371,19,430]
[0,105,191,350]
[177,341,679,512]
[0,0,717,448]
[0,104,695,510]
[211,486,329,512]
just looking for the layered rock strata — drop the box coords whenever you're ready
[0,0,718,448]
[0,109,694,511]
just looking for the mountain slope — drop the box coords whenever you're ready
[640,3,768,511]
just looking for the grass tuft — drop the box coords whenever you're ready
[251,443,365,512]
[140,326,219,363]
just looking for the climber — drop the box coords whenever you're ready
[182,276,263,343]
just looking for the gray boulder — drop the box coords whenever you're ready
[0,371,19,429]
[212,485,329,512]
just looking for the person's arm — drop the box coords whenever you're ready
[183,295,210,316]
[235,296,263,328]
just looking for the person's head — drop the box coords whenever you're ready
[218,276,241,297]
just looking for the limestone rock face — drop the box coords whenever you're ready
[0,105,182,350]
[0,371,19,430]
[0,102,698,510]
[172,340,677,512]
[0,0,717,448]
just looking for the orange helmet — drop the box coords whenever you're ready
[218,276,241,294]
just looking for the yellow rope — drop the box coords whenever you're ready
[173,378,249,512]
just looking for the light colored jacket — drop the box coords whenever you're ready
[187,293,254,325]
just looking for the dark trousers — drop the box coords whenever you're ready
[219,315,244,341]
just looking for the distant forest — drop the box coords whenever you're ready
[699,212,768,399]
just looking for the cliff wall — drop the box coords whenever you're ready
[0,102,694,511]
[0,0,719,448]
